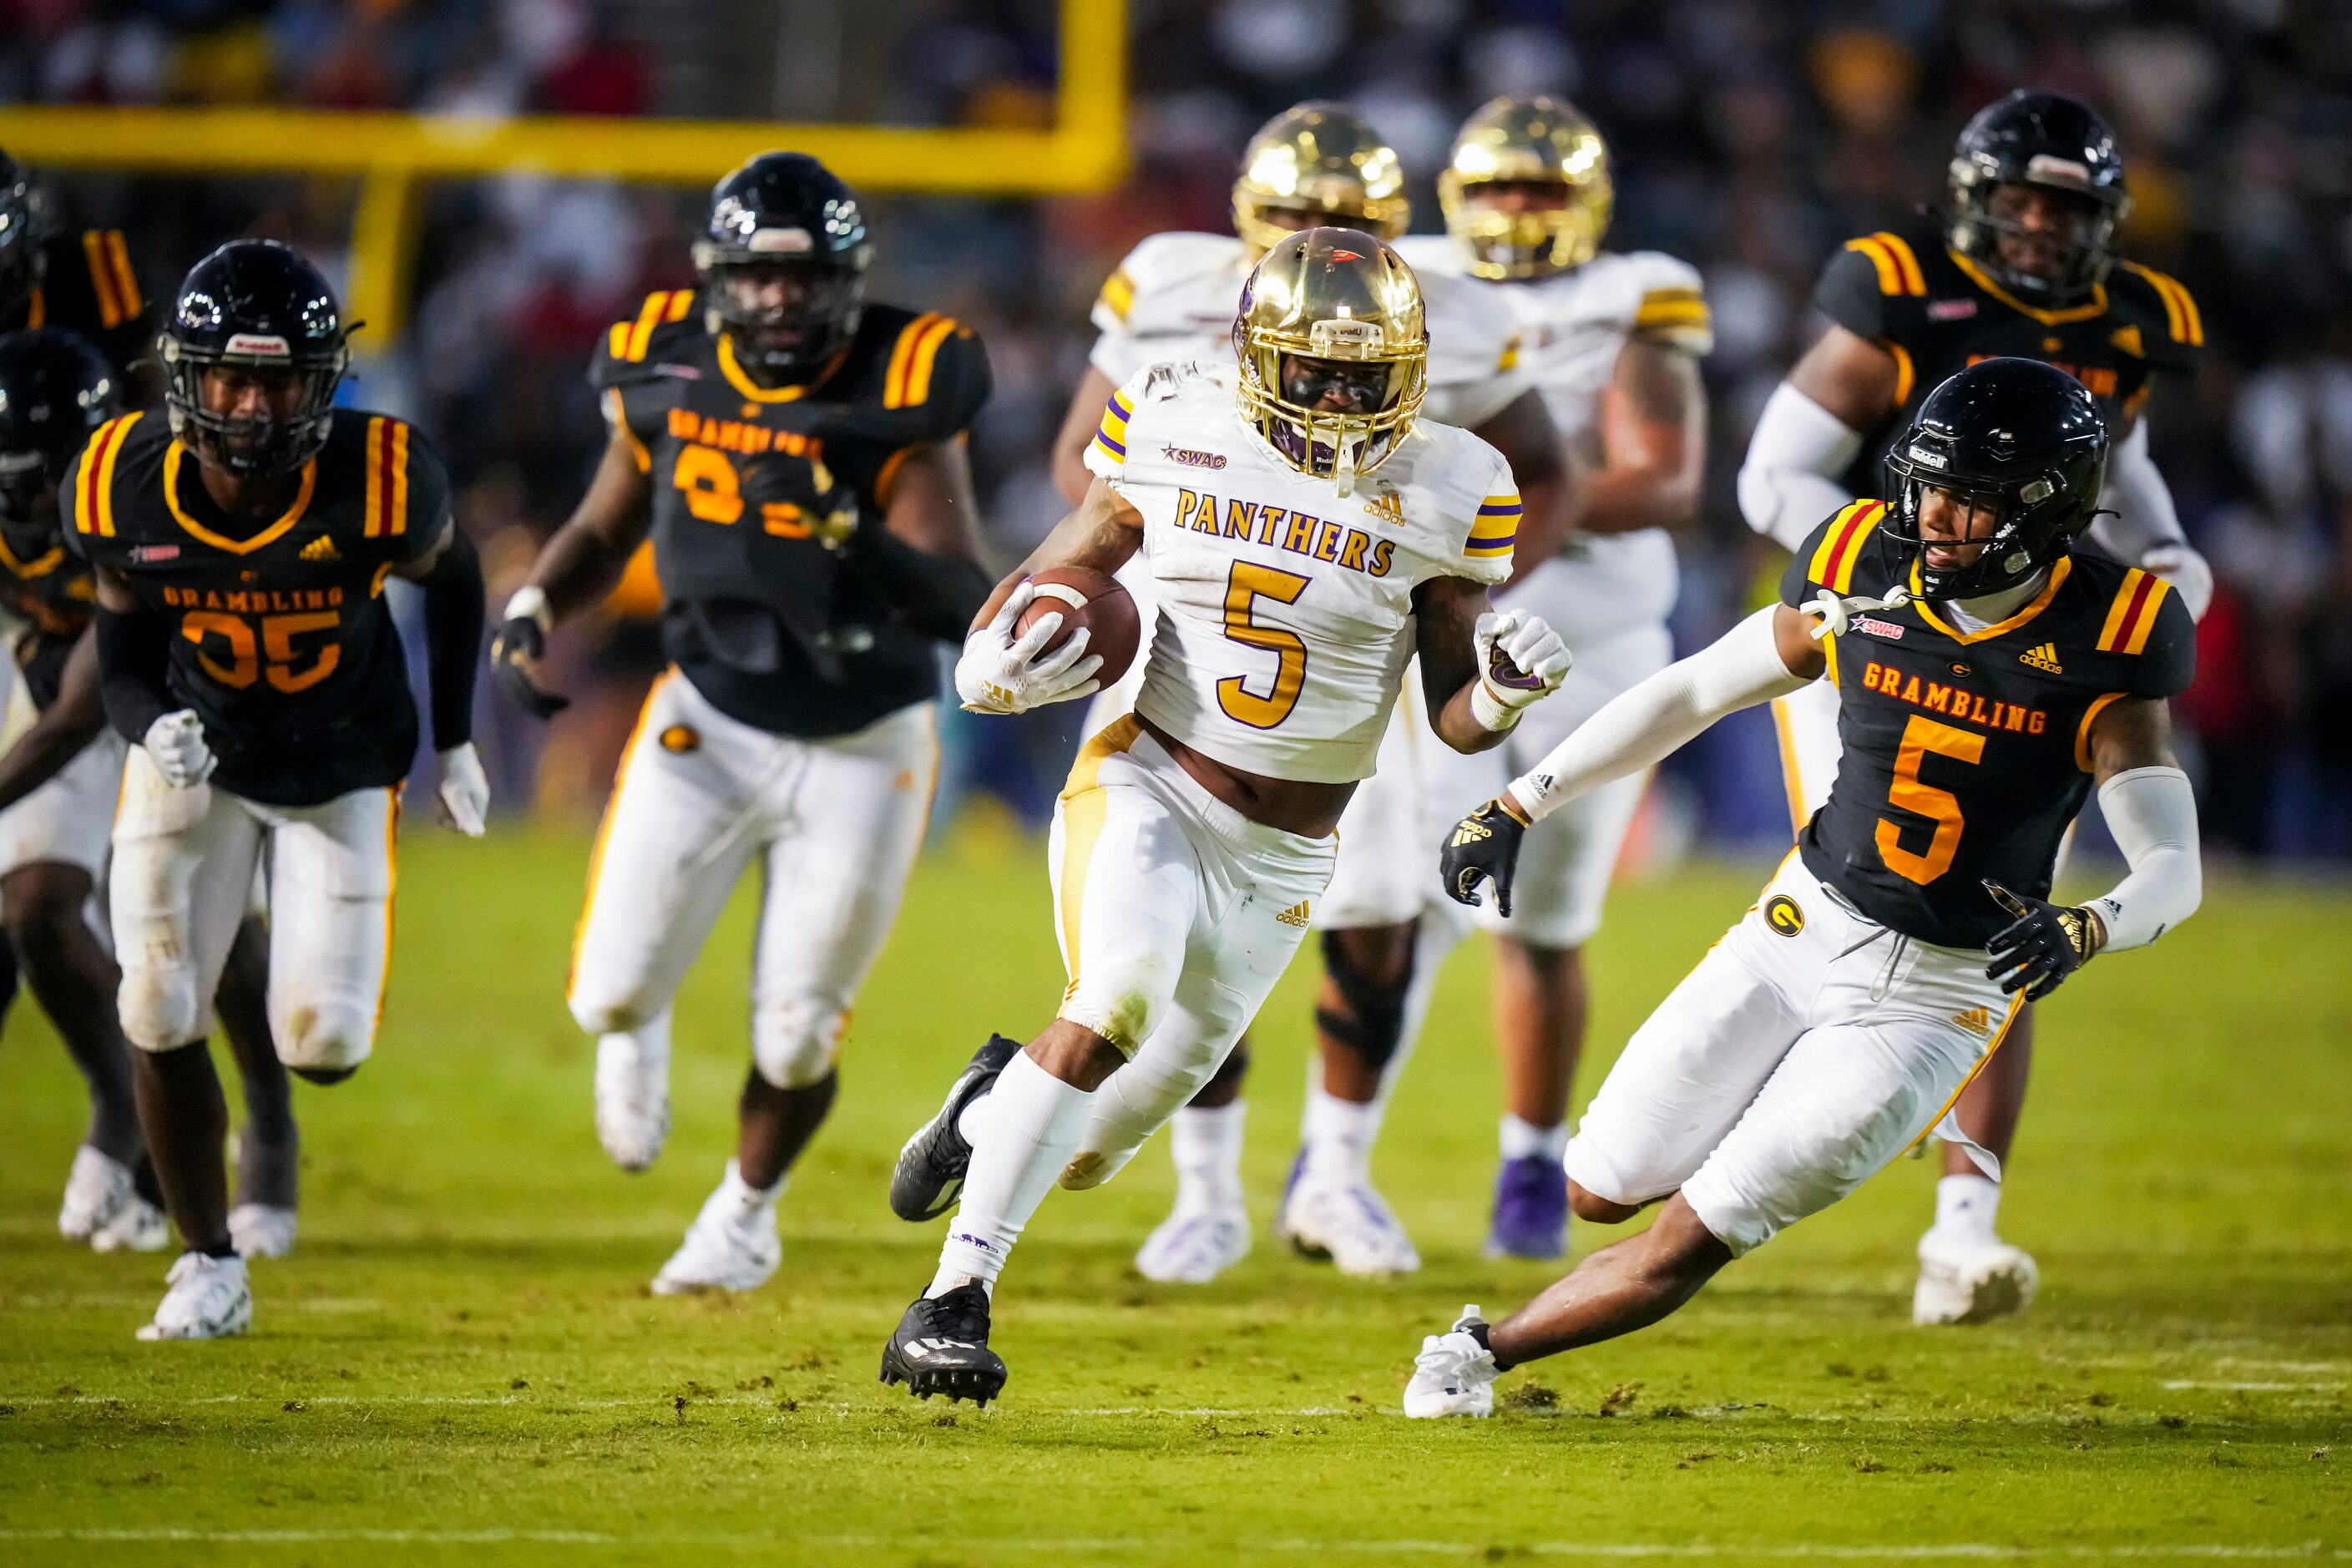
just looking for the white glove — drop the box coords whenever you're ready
[954,583,1104,715]
[1470,609,1571,731]
[435,742,489,837]
[141,710,215,789]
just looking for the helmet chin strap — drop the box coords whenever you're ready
[1330,429,1362,497]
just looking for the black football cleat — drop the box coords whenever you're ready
[880,1284,1008,1405]
[889,1034,1022,1222]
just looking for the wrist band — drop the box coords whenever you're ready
[503,585,552,631]
[1470,678,1524,733]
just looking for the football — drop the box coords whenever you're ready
[1015,565,1141,689]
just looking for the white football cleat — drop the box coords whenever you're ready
[229,1203,298,1260]
[1913,1229,2039,1325]
[93,1194,169,1253]
[1404,1304,1500,1418]
[595,1031,670,1172]
[137,1252,252,1341]
[58,1146,137,1244]
[1277,1175,1421,1277]
[1134,1204,1251,1284]
[650,1162,781,1296]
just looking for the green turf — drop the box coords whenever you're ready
[0,827,2345,1565]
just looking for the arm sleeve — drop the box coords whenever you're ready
[2086,764,2200,950]
[1509,606,1811,822]
[418,526,485,751]
[839,521,992,642]
[94,599,175,746]
[1738,382,1864,553]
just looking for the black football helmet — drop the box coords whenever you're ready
[161,239,347,479]
[0,152,46,318]
[1946,90,2131,304]
[0,327,119,552]
[693,152,873,379]
[1882,358,2110,601]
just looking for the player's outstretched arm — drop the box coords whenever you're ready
[953,474,1141,716]
[1439,604,1818,909]
[1737,326,1894,554]
[1579,336,1706,537]
[1414,576,1571,756]
[491,432,655,716]
[0,627,109,817]
[1985,696,2202,999]
[2089,419,2213,620]
[92,565,213,788]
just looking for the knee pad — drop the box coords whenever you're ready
[1060,1052,1208,1191]
[277,1002,373,1076]
[1314,926,1414,1070]
[117,959,204,1053]
[1057,951,1179,1056]
[569,984,652,1038]
[751,994,846,1089]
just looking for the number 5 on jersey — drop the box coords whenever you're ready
[1218,562,1309,729]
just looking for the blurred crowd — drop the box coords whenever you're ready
[6,0,2351,858]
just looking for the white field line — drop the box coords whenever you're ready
[0,1530,2342,1558]
[2160,1381,2346,1392]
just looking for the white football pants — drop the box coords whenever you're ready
[567,670,937,1090]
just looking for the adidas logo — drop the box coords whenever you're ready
[1451,820,1493,847]
[1363,492,1405,527]
[2018,642,2063,674]
[299,535,341,562]
[1274,900,1311,928]
[1951,1005,1992,1036]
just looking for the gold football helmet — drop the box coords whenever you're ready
[1438,95,1613,279]
[1232,102,1409,257]
[1234,227,1426,494]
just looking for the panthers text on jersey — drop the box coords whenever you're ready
[1780,499,2194,948]
[63,408,449,806]
[1399,235,1711,641]
[1813,221,2201,490]
[594,289,989,737]
[1083,358,1517,785]
[0,521,94,712]
[6,230,149,379]
[1090,232,1527,432]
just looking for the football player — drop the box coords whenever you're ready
[1737,90,2208,1323]
[489,154,991,1295]
[1046,101,1571,1282]
[68,240,488,1339]
[1409,359,2199,1416]
[1,149,153,386]
[883,229,1571,1404]
[1368,95,1709,1262]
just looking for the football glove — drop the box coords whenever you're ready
[141,710,215,789]
[490,588,569,718]
[1440,797,1531,917]
[1983,880,2107,999]
[954,584,1102,715]
[1470,609,1571,731]
[744,450,858,551]
[434,743,489,837]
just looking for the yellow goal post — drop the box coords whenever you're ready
[0,0,1126,352]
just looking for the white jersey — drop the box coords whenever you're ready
[1083,359,1516,784]
[1090,231,1529,432]
[1398,237,1709,641]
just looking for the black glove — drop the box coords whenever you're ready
[1440,797,1530,918]
[490,615,569,718]
[1983,880,2105,1000]
[743,451,858,550]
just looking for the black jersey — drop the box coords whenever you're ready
[0,527,94,712]
[1781,499,2194,949]
[63,408,450,807]
[594,290,990,738]
[6,230,149,380]
[1813,222,2201,492]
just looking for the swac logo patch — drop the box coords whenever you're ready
[1763,894,1804,937]
[659,725,700,753]
[1160,445,1227,470]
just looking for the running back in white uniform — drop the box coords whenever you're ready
[1396,236,1712,946]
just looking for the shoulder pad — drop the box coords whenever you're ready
[1419,271,1521,387]
[1802,498,1892,594]
[1098,232,1246,332]
[2091,564,2179,659]
[1619,250,1711,354]
[2111,261,2204,359]
[869,309,989,431]
[340,412,449,545]
[594,289,701,385]
[63,412,155,546]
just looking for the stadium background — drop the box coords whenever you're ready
[5,0,2349,860]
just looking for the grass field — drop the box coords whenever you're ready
[0,826,2346,1565]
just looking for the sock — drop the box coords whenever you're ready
[1168,1101,1245,1214]
[1934,1171,2000,1242]
[1301,1085,1379,1184]
[722,1159,784,1215]
[930,1054,1093,1297]
[955,1090,992,1147]
[1499,1113,1568,1164]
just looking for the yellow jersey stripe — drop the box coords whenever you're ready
[1845,236,1901,296]
[82,230,125,327]
[883,313,940,409]
[621,291,670,362]
[2097,568,2151,651]
[2076,691,2127,771]
[663,288,695,324]
[607,321,630,361]
[76,414,136,535]
[1808,498,1880,589]
[365,417,386,537]
[607,387,651,473]
[388,419,410,536]
[1887,341,1915,406]
[1097,268,1135,323]
[1496,333,1520,372]
[104,231,141,321]
[1872,231,1926,295]
[898,316,961,408]
[2122,575,2169,655]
